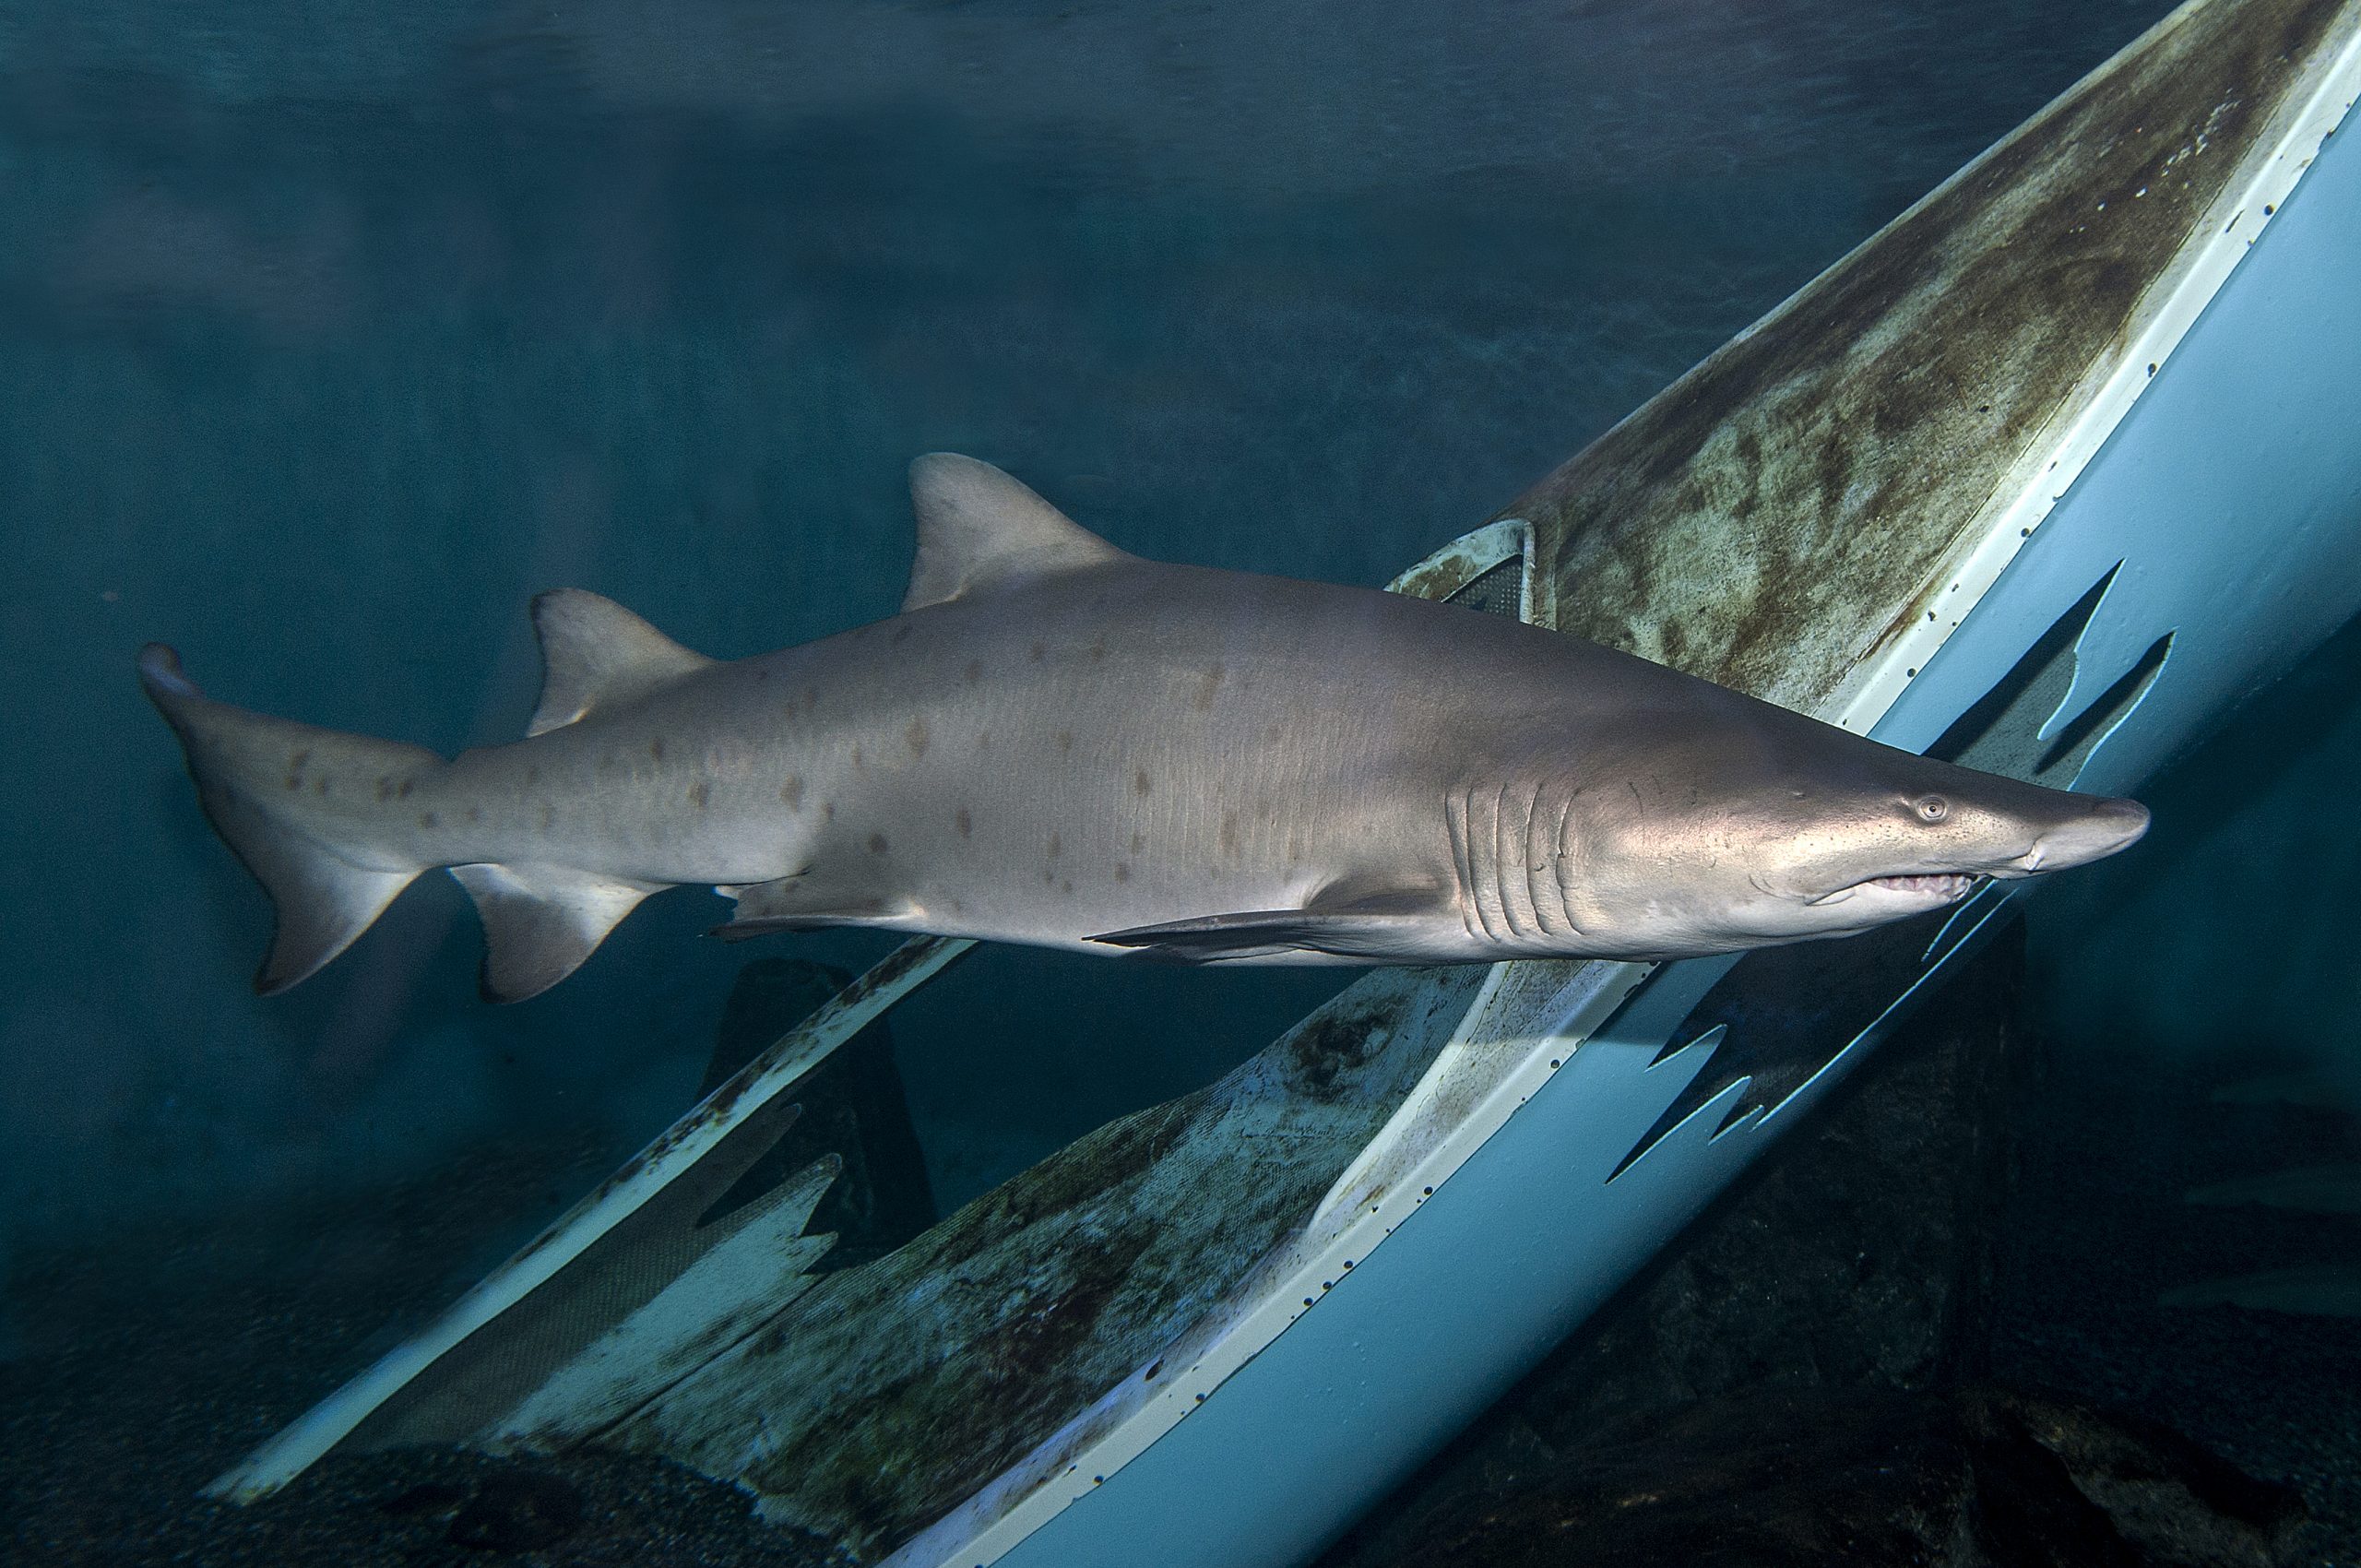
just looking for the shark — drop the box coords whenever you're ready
[139,454,2149,1002]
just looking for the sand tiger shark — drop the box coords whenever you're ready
[139,454,2149,1002]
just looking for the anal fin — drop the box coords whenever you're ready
[452,863,664,1002]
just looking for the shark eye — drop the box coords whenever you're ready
[1915,795,1950,823]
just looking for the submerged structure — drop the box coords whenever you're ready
[208,1,2361,1563]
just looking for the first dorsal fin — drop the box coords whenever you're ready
[528,589,715,737]
[901,453,1130,612]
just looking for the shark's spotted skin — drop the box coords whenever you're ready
[139,455,2148,1001]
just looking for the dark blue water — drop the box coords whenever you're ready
[4,0,2353,1555]
[4,0,2220,1233]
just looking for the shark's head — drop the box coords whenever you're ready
[1557,712,2150,957]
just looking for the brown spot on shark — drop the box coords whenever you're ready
[906,717,930,759]
[868,832,890,854]
[955,806,972,838]
[1133,767,1152,797]
[780,775,805,810]
[688,780,710,809]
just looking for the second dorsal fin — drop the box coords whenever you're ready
[901,453,1130,612]
[527,589,715,737]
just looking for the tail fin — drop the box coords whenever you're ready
[139,644,441,994]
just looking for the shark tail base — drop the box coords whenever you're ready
[138,643,439,994]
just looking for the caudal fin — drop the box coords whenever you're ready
[139,644,441,994]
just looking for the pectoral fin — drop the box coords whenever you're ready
[709,873,916,940]
[1090,893,1445,963]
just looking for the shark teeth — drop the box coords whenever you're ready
[1864,873,1976,898]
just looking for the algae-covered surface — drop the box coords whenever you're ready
[1514,0,2353,712]
[0,969,1472,1565]
[627,968,1487,1557]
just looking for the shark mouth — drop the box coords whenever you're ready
[1861,873,1977,899]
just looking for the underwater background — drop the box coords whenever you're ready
[3,0,2355,1561]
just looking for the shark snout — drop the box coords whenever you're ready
[1795,790,2150,913]
[2016,795,2150,873]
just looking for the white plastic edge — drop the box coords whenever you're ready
[205,934,975,1503]
[886,958,1649,1568]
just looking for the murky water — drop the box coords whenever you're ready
[4,2,2354,1562]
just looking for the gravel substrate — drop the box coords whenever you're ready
[0,1137,836,1567]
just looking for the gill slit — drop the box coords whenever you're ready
[1468,782,1508,939]
[1444,788,1482,942]
[1528,778,1572,937]
[1490,778,1520,939]
[1453,780,1510,942]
